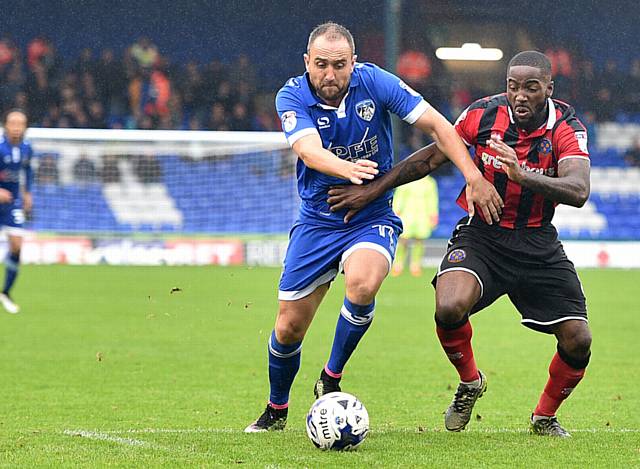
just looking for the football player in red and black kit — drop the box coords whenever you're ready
[326,51,591,437]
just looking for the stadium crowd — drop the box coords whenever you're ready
[1,36,639,133]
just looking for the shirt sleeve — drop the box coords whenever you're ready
[554,121,590,163]
[453,106,479,147]
[275,85,318,147]
[369,65,429,124]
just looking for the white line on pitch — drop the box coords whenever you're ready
[106,428,236,434]
[102,427,640,435]
[63,429,164,449]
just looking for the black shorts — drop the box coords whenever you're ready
[432,216,587,334]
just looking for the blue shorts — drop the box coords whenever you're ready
[0,202,25,234]
[278,214,402,301]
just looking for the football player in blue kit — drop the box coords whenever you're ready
[245,22,502,432]
[0,109,33,314]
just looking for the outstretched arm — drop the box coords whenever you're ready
[328,143,448,223]
[412,108,503,223]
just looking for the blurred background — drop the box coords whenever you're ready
[1,0,639,267]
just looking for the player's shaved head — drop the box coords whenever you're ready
[508,51,552,77]
[307,22,355,55]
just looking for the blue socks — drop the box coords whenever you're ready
[268,330,302,406]
[326,298,375,376]
[3,252,20,295]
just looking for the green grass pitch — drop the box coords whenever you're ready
[1,265,638,467]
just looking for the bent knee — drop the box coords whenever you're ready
[563,329,592,357]
[435,297,473,325]
[557,322,592,360]
[345,278,380,305]
[275,322,305,344]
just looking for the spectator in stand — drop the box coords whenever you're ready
[229,54,257,93]
[129,65,171,124]
[87,100,107,128]
[27,36,61,81]
[448,83,473,123]
[574,59,597,113]
[397,49,431,92]
[130,37,159,69]
[36,154,60,185]
[253,106,280,131]
[209,103,229,131]
[138,115,154,129]
[72,154,98,183]
[80,71,99,103]
[215,80,234,110]
[95,49,128,115]
[544,45,574,100]
[598,59,624,118]
[0,36,18,78]
[624,137,640,167]
[12,91,29,113]
[146,65,171,118]
[230,102,251,130]
[179,60,205,118]
[41,103,61,127]
[73,48,95,76]
[167,93,184,129]
[25,63,51,123]
[27,36,52,70]
[1,65,24,111]
[188,115,202,130]
[134,154,163,183]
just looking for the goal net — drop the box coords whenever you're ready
[27,128,298,236]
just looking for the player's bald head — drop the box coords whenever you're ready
[307,22,355,55]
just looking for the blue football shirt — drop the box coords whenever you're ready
[276,62,429,226]
[0,136,33,200]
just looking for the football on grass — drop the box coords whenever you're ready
[305,392,369,450]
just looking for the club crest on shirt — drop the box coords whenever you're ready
[448,249,466,263]
[538,138,552,154]
[355,99,375,122]
[281,111,297,132]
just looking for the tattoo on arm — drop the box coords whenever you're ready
[375,143,447,192]
[518,158,590,207]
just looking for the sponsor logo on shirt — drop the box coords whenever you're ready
[480,152,554,176]
[317,116,331,129]
[329,135,379,161]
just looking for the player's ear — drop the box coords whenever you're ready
[304,53,310,71]
[546,80,554,98]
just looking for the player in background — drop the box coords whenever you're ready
[327,51,592,437]
[245,22,502,432]
[0,109,33,314]
[391,175,439,277]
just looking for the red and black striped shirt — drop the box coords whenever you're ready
[454,94,590,229]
